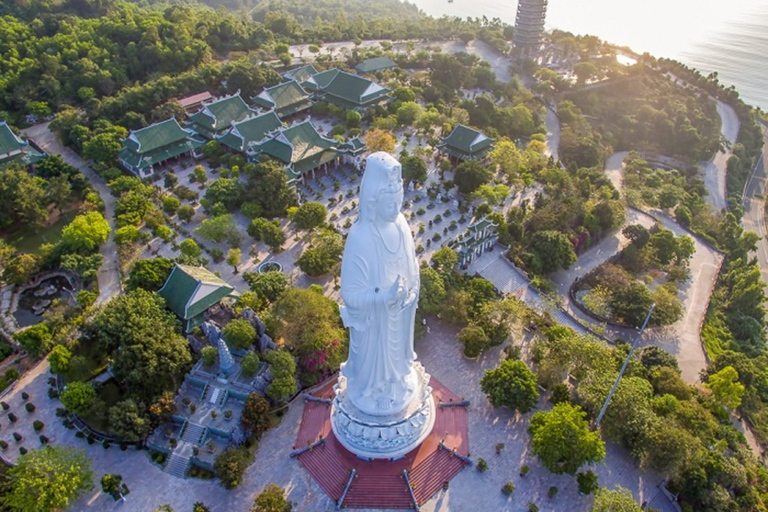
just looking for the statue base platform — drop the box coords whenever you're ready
[330,363,436,460]
[293,375,470,509]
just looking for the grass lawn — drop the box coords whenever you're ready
[5,213,72,254]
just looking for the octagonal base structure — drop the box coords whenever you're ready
[293,376,470,509]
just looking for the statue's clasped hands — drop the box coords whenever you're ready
[385,275,416,309]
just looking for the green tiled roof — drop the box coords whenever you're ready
[157,264,236,330]
[0,122,25,156]
[123,118,191,154]
[251,81,312,118]
[438,124,494,159]
[318,70,389,109]
[308,68,340,91]
[354,56,398,74]
[283,64,319,85]
[188,93,255,133]
[118,137,203,172]
[338,137,366,155]
[217,112,283,153]
[255,121,339,176]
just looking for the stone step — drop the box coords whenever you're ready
[181,422,206,445]
[164,453,189,478]
[208,387,221,405]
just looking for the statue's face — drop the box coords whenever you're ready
[376,189,403,223]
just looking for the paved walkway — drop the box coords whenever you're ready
[22,122,122,304]
[700,99,740,212]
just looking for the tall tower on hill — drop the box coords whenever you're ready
[514,0,547,53]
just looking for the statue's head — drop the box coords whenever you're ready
[359,152,404,224]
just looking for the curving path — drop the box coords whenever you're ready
[22,122,121,304]
[700,100,740,212]
[741,125,768,293]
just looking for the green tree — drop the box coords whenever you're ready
[47,175,72,214]
[454,159,493,195]
[346,110,361,129]
[241,351,260,377]
[252,484,293,512]
[458,324,490,358]
[297,231,343,277]
[401,155,428,185]
[201,346,217,367]
[193,503,211,512]
[108,399,151,441]
[365,129,396,153]
[100,473,127,500]
[418,267,446,314]
[214,447,250,489]
[205,178,243,211]
[573,61,598,85]
[240,392,270,437]
[480,359,540,413]
[61,211,111,254]
[82,131,123,164]
[292,202,327,231]
[529,403,606,474]
[610,284,654,328]
[162,196,180,215]
[396,101,423,126]
[48,345,72,375]
[0,166,48,230]
[223,319,256,351]
[14,323,53,359]
[704,365,745,410]
[248,218,285,251]
[1,446,93,512]
[60,381,96,415]
[196,214,241,247]
[243,271,288,303]
[227,248,243,273]
[528,230,577,274]
[126,257,174,292]
[431,247,459,277]
[591,486,643,512]
[265,350,297,401]
[490,139,523,179]
[180,239,202,259]
[2,253,40,285]
[191,165,208,185]
[177,204,195,222]
[246,160,294,217]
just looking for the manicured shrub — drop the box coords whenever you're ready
[548,486,559,499]
[87,434,95,445]
[502,482,515,495]
[477,458,488,472]
[120,443,128,451]
[0,440,7,449]
[12,432,22,442]
[1,402,9,410]
[25,403,35,413]
[520,465,530,477]
[18,447,26,455]
[7,413,16,423]
[39,435,49,444]
[21,392,28,401]
[55,408,67,417]
[32,420,44,431]
[103,440,111,449]
[75,431,85,438]
[528,503,539,512]
[47,388,59,399]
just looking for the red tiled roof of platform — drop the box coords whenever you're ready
[178,92,214,111]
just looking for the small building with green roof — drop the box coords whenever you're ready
[448,216,499,268]
[118,118,204,178]
[304,68,390,111]
[252,121,341,183]
[217,111,283,154]
[0,121,45,169]
[157,264,239,332]
[437,124,495,163]
[354,56,398,75]
[282,64,319,88]
[250,81,312,119]
[187,92,258,139]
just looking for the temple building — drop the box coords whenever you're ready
[118,118,204,178]
[282,64,319,88]
[216,111,283,154]
[0,121,45,169]
[354,56,398,75]
[250,81,313,119]
[187,92,257,139]
[514,0,548,53]
[437,124,495,163]
[448,216,499,269]
[305,69,390,111]
[158,264,239,332]
[176,91,214,115]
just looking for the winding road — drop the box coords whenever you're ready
[22,122,122,304]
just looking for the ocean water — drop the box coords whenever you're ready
[406,0,768,110]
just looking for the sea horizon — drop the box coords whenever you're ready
[404,0,768,110]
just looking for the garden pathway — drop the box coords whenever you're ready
[22,122,122,304]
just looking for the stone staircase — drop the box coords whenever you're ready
[181,422,206,445]
[164,452,190,478]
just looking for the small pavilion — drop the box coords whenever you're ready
[251,81,313,119]
[187,92,258,139]
[437,124,495,163]
[0,122,45,169]
[157,264,239,332]
[448,216,499,269]
[217,111,283,154]
[354,56,398,75]
[118,118,204,178]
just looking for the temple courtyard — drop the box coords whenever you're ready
[1,318,668,512]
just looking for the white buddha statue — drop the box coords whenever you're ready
[339,152,421,417]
